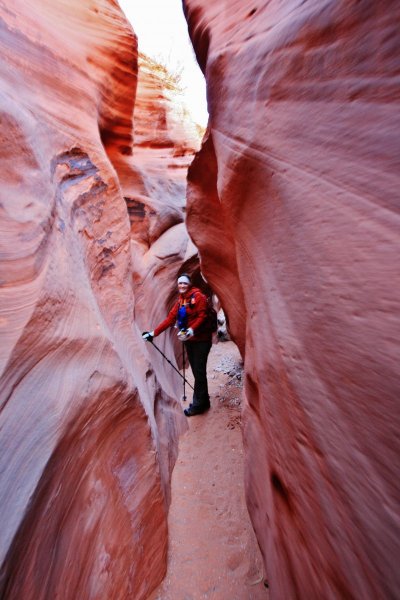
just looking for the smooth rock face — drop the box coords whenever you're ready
[184,1,400,598]
[0,2,195,598]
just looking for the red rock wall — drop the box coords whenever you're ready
[0,2,194,598]
[184,1,400,598]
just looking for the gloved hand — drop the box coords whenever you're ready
[177,328,194,341]
[142,331,154,342]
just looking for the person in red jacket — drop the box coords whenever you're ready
[142,273,212,416]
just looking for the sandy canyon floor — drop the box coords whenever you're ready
[150,341,269,600]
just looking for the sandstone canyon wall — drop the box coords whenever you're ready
[0,1,198,598]
[184,1,400,598]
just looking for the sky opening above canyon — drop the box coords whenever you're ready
[118,0,208,128]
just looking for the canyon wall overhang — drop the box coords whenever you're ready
[184,1,400,598]
[0,2,195,598]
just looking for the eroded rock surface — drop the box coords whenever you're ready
[184,1,400,598]
[0,2,198,598]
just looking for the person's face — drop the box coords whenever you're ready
[178,281,190,294]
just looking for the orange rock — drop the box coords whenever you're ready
[185,0,400,597]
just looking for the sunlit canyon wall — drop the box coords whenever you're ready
[184,0,400,598]
[0,1,200,598]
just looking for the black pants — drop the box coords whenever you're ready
[185,341,212,409]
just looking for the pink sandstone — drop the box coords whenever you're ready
[0,1,200,598]
[184,0,400,598]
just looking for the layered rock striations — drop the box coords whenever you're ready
[0,1,198,598]
[184,1,400,598]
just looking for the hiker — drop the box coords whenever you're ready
[142,273,212,416]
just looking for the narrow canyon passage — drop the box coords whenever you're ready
[150,342,268,600]
[1,2,398,598]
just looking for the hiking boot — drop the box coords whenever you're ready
[184,404,210,417]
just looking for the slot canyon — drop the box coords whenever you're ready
[0,1,399,599]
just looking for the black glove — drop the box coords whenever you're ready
[142,331,154,342]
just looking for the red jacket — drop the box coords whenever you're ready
[154,287,212,342]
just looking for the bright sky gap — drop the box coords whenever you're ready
[118,0,208,128]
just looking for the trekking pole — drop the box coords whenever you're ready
[182,342,186,401]
[149,339,194,391]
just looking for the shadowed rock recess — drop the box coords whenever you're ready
[1,1,399,600]
[183,0,400,598]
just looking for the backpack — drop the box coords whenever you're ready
[204,296,218,333]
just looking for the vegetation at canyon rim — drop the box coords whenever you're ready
[118,0,208,128]
[140,52,206,139]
